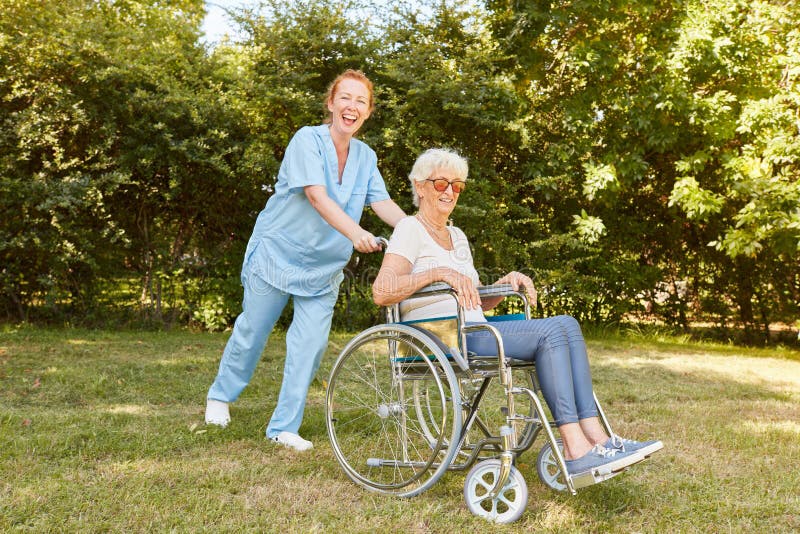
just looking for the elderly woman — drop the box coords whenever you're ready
[372,148,662,476]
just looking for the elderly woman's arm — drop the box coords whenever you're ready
[372,253,482,310]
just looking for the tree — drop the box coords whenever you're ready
[1,0,796,340]
[485,0,800,335]
[0,0,249,325]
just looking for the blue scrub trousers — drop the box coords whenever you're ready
[465,315,598,426]
[207,262,338,438]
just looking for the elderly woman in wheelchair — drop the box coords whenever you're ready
[324,148,662,522]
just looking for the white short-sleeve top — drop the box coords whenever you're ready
[385,216,486,323]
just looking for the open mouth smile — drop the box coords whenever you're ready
[342,113,357,126]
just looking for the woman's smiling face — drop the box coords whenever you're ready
[327,78,372,137]
[418,168,463,218]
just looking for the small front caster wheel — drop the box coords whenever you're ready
[536,438,568,492]
[463,459,528,523]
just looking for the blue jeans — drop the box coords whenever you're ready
[207,261,337,438]
[465,315,598,426]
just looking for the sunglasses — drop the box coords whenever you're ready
[425,177,467,194]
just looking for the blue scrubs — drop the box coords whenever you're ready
[207,124,389,438]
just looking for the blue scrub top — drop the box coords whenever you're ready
[245,125,390,296]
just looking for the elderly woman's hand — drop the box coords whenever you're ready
[497,271,537,308]
[436,267,481,310]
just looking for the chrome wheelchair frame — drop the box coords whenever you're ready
[325,274,635,522]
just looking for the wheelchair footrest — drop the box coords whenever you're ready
[569,465,626,489]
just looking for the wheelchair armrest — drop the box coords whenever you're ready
[479,284,532,320]
[409,282,457,298]
[403,283,532,322]
[408,282,529,307]
[477,283,517,298]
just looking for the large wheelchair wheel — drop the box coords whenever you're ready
[326,324,462,497]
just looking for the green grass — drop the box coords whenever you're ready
[1,324,799,532]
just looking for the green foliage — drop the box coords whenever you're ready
[485,0,800,335]
[0,0,797,340]
[1,0,250,325]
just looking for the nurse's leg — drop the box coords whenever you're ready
[266,287,337,439]
[207,270,289,403]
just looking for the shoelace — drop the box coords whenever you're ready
[591,444,618,458]
[608,435,635,451]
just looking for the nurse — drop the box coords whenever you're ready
[205,69,405,451]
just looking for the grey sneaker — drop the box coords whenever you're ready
[605,435,664,457]
[565,445,643,476]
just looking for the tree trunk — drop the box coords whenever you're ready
[734,260,756,342]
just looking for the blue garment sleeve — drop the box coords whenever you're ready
[283,127,326,194]
[365,163,390,204]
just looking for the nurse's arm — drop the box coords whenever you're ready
[304,185,381,253]
[371,199,406,227]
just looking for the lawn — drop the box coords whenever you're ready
[1,325,799,532]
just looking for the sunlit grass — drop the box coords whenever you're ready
[1,325,799,531]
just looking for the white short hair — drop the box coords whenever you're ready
[408,148,468,207]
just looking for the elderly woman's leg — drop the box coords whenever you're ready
[466,317,644,472]
[466,318,600,459]
[547,315,609,445]
[549,315,664,457]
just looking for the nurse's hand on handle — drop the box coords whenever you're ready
[352,231,382,253]
[304,186,393,255]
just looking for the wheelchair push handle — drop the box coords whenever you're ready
[353,236,387,256]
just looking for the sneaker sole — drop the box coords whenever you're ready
[597,451,646,473]
[269,436,313,452]
[635,441,664,458]
[567,451,645,479]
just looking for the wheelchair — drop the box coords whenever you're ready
[325,265,644,523]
